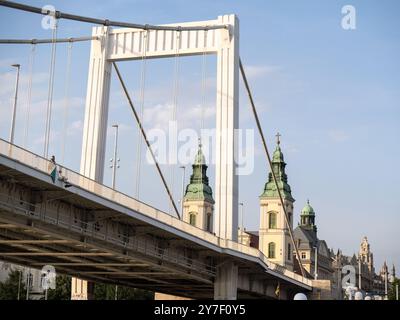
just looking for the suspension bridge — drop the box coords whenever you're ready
[0,1,312,299]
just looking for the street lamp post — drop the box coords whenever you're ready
[180,166,186,217]
[384,270,388,299]
[314,246,318,280]
[17,269,22,300]
[239,202,244,231]
[110,124,119,299]
[26,269,30,300]
[358,258,362,291]
[110,124,119,189]
[9,64,20,144]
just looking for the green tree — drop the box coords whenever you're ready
[94,283,153,300]
[388,277,399,300]
[47,274,71,300]
[0,269,26,300]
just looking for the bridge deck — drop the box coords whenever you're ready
[0,139,311,299]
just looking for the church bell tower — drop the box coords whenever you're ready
[259,133,294,270]
[182,141,214,232]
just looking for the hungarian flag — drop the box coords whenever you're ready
[275,282,280,298]
[50,165,57,183]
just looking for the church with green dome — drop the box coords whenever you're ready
[182,141,214,233]
[238,133,334,282]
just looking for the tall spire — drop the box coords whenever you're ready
[276,132,281,145]
[260,133,293,200]
[184,141,214,203]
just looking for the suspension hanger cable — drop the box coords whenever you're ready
[134,30,148,199]
[239,58,306,278]
[169,30,181,216]
[199,29,208,189]
[200,29,208,135]
[0,1,228,31]
[112,62,181,220]
[61,41,73,164]
[43,20,58,158]
[23,43,36,148]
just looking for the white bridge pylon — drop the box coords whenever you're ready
[81,14,239,242]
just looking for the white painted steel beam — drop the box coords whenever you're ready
[80,15,239,242]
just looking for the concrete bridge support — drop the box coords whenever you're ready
[214,261,238,300]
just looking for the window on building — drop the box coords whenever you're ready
[301,252,306,260]
[268,212,277,229]
[189,212,197,227]
[287,243,291,261]
[206,213,212,232]
[268,242,276,259]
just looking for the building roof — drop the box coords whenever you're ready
[294,225,318,250]
[293,225,331,258]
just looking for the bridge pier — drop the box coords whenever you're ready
[71,278,94,300]
[214,261,238,300]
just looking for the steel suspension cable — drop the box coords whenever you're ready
[112,62,181,220]
[199,30,208,190]
[23,43,36,148]
[0,36,98,45]
[0,1,227,31]
[134,30,148,199]
[239,58,306,278]
[169,30,181,216]
[43,21,58,158]
[61,41,73,164]
[200,30,208,136]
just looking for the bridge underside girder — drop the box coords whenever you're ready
[0,153,311,299]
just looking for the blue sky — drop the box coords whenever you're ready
[0,0,399,273]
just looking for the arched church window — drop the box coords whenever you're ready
[287,243,291,261]
[268,212,277,229]
[189,212,197,227]
[206,213,212,232]
[268,242,276,259]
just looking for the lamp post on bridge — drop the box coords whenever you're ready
[179,166,186,217]
[313,246,318,280]
[109,124,120,299]
[110,124,120,189]
[239,202,244,231]
[358,257,362,291]
[9,63,20,144]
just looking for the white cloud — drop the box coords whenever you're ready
[328,130,349,143]
[0,71,48,97]
[67,120,83,134]
[243,65,282,79]
[143,103,215,130]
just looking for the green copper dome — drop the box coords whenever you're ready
[260,133,294,201]
[184,142,214,203]
[301,200,315,216]
[300,199,317,233]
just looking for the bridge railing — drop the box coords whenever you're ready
[223,239,310,285]
[0,138,312,287]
